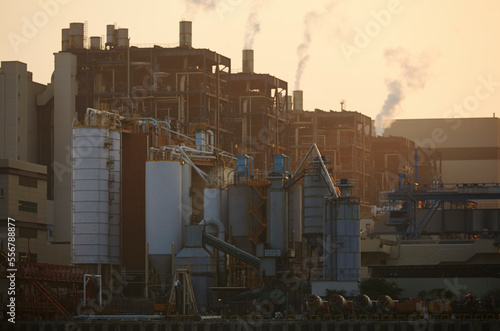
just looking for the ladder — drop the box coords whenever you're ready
[166,269,199,317]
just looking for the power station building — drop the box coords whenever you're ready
[1,20,500,316]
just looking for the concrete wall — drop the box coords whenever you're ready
[53,53,77,242]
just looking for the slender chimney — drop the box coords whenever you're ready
[179,21,192,48]
[293,90,303,111]
[242,49,254,73]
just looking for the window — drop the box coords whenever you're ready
[19,227,37,239]
[18,200,37,213]
[19,175,37,188]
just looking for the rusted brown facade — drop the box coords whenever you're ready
[288,108,374,204]
[229,58,289,173]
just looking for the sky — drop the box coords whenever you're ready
[1,0,500,134]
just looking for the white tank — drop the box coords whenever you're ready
[72,127,110,264]
[108,130,121,265]
[146,160,183,277]
[69,22,84,49]
[117,28,129,48]
[204,188,221,221]
[181,163,192,226]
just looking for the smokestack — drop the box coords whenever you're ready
[106,24,115,46]
[242,49,254,73]
[293,90,303,111]
[286,95,293,111]
[69,22,84,49]
[90,36,101,50]
[61,28,69,51]
[179,21,192,48]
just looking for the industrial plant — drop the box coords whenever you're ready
[1,20,500,329]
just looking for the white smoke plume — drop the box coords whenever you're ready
[183,0,217,17]
[376,48,434,135]
[295,1,340,91]
[243,3,263,50]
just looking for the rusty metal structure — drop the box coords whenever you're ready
[288,106,374,204]
[1,259,91,320]
[66,21,231,150]
[230,50,288,173]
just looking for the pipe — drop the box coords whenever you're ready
[199,218,226,285]
[158,120,171,145]
[139,118,158,147]
[173,146,210,183]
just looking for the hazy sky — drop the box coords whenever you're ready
[1,0,500,133]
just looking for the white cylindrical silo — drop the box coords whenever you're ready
[181,163,192,226]
[204,188,221,221]
[146,160,183,278]
[72,127,110,264]
[108,130,121,265]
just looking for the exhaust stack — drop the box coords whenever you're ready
[293,90,303,111]
[179,21,192,47]
[242,49,254,73]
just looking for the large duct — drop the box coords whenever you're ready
[293,90,303,111]
[179,21,192,47]
[242,49,254,73]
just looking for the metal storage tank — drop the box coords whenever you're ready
[228,184,249,250]
[117,28,129,48]
[69,22,84,49]
[108,130,121,265]
[268,179,288,252]
[90,36,101,50]
[242,49,254,73]
[303,173,329,244]
[181,163,192,226]
[61,28,69,51]
[176,226,216,311]
[146,160,183,281]
[179,21,192,47]
[204,188,221,221]
[323,180,360,282]
[72,127,110,264]
[288,183,303,248]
